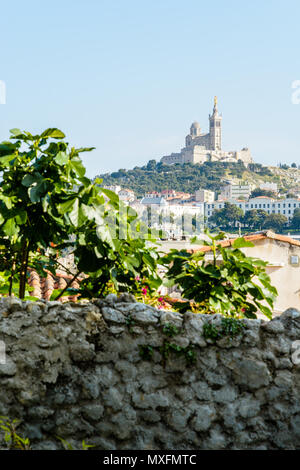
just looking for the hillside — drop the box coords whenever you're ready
[96,160,300,198]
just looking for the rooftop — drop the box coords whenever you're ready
[191,230,300,253]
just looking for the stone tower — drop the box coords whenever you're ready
[209,96,222,151]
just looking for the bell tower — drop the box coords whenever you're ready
[209,96,222,151]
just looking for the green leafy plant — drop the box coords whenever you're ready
[162,322,181,337]
[159,341,196,365]
[203,317,245,343]
[57,436,95,450]
[139,344,154,360]
[0,416,31,450]
[161,230,278,319]
[0,128,162,300]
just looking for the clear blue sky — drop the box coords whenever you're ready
[0,0,299,176]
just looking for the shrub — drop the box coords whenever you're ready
[161,230,277,319]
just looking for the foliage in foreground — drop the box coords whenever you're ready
[0,128,278,320]
[161,230,278,319]
[0,416,94,450]
[0,128,161,300]
[0,417,30,450]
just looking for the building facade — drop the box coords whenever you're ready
[219,183,253,200]
[205,197,300,221]
[195,189,215,203]
[160,97,253,167]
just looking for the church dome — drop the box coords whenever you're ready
[191,121,200,128]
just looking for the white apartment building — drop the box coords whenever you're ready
[195,189,215,203]
[260,182,278,193]
[219,183,253,200]
[103,184,122,194]
[205,197,300,221]
[118,188,135,202]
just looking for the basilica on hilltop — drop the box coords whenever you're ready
[160,97,253,166]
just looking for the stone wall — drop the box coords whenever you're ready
[0,294,300,450]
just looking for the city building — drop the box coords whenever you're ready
[195,189,215,203]
[102,184,122,194]
[260,182,278,193]
[118,188,135,202]
[205,197,300,221]
[160,97,253,166]
[219,183,253,200]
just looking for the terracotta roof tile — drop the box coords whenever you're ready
[27,268,83,301]
[191,230,300,253]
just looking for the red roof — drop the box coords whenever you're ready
[191,230,300,253]
[28,268,82,301]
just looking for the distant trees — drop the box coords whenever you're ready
[291,209,300,229]
[243,210,268,230]
[250,188,277,198]
[97,161,259,197]
[262,213,288,231]
[279,164,290,170]
[208,207,289,232]
[209,202,243,229]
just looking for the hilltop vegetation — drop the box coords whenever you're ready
[96,160,300,198]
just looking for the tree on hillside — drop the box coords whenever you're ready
[146,160,157,171]
[250,188,277,199]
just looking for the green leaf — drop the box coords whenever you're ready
[3,218,18,237]
[256,302,273,320]
[22,173,40,187]
[0,154,16,166]
[9,128,22,136]
[233,238,255,248]
[28,180,48,203]
[101,188,120,204]
[54,151,69,166]
[15,211,27,225]
[68,199,86,228]
[75,147,96,153]
[57,197,77,214]
[70,158,86,177]
[41,128,66,139]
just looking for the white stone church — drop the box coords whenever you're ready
[160,97,253,166]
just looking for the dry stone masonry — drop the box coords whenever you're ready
[0,294,300,450]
